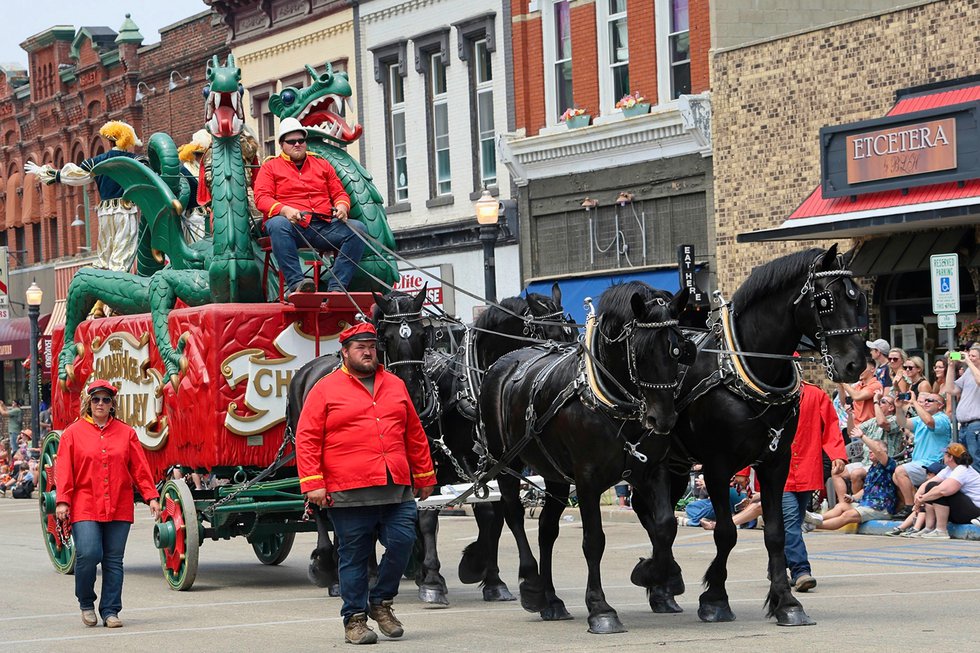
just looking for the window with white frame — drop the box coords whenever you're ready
[599,0,629,111]
[429,53,451,196]
[544,0,574,122]
[657,0,690,100]
[474,39,496,188]
[389,64,409,203]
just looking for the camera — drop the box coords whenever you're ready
[949,352,963,361]
[844,396,853,406]
[897,392,911,401]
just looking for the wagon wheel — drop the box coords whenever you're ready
[153,479,200,591]
[251,532,295,565]
[38,431,75,575]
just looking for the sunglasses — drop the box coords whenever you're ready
[878,399,894,405]
[90,396,113,405]
[282,138,307,145]
[888,357,901,361]
[903,365,917,370]
[921,398,939,404]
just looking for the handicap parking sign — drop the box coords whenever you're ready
[940,277,951,293]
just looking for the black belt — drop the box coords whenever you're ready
[962,419,980,427]
[309,212,333,222]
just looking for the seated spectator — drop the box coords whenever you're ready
[686,468,758,529]
[0,463,13,496]
[844,390,902,494]
[886,348,909,396]
[805,427,897,530]
[700,493,763,531]
[888,461,946,536]
[892,391,952,518]
[913,443,980,539]
[8,462,34,498]
[614,481,632,510]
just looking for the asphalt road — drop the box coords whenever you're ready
[3,497,979,652]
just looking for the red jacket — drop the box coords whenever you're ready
[55,416,159,523]
[296,365,436,494]
[785,383,848,492]
[253,152,351,223]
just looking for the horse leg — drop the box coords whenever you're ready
[631,471,683,614]
[467,502,515,601]
[497,473,548,613]
[697,469,737,623]
[756,463,815,626]
[307,506,341,597]
[416,507,449,606]
[575,483,625,634]
[536,480,573,621]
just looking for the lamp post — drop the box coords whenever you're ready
[474,189,501,304]
[71,201,91,251]
[26,281,43,448]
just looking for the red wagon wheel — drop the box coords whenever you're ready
[153,478,200,591]
[37,431,75,575]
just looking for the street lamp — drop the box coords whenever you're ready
[474,189,501,304]
[71,201,92,251]
[134,81,156,103]
[169,70,191,91]
[26,281,42,448]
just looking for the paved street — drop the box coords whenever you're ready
[3,497,979,652]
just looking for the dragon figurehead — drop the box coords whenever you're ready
[270,63,363,145]
[204,54,246,139]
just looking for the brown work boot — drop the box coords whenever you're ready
[369,600,404,638]
[80,609,98,627]
[344,613,378,645]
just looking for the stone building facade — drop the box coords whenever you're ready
[715,0,980,358]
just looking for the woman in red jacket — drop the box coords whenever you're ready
[55,380,160,629]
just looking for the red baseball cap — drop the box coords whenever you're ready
[86,379,119,396]
[338,322,377,345]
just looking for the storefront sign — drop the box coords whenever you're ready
[394,264,454,314]
[91,332,168,450]
[677,244,708,308]
[820,102,980,198]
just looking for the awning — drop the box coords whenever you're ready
[43,299,67,337]
[0,313,51,361]
[525,268,681,325]
[739,81,980,243]
[849,229,972,276]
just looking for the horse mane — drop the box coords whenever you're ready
[730,248,824,312]
[475,296,528,331]
[597,282,671,328]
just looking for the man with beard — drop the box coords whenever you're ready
[296,322,435,644]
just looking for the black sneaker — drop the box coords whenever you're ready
[288,279,316,298]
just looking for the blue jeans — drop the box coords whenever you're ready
[73,520,131,619]
[328,500,418,623]
[960,421,980,475]
[782,491,812,582]
[265,215,367,291]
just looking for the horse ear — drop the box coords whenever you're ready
[820,244,840,269]
[412,284,428,312]
[551,282,563,308]
[670,287,691,316]
[372,291,387,315]
[629,292,646,320]
[841,247,856,268]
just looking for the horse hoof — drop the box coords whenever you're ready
[328,583,341,598]
[698,602,736,623]
[307,557,337,589]
[668,572,686,596]
[540,601,573,621]
[587,614,627,634]
[457,544,485,584]
[650,596,683,614]
[629,557,653,587]
[776,606,816,627]
[483,584,516,602]
[418,587,450,606]
[519,582,548,613]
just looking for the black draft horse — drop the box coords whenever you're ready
[479,283,691,634]
[416,284,577,605]
[287,287,431,596]
[631,245,867,627]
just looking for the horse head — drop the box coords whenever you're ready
[597,284,690,434]
[524,283,578,343]
[793,244,868,383]
[372,286,430,411]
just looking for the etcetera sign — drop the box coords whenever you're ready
[846,118,956,185]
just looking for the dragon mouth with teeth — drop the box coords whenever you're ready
[296,93,363,143]
[206,88,245,138]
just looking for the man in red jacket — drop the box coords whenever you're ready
[296,322,435,645]
[253,117,365,295]
[783,381,847,592]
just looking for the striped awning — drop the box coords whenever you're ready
[43,299,67,337]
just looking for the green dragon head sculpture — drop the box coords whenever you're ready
[269,63,363,145]
[204,54,246,139]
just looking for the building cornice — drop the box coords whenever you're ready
[235,20,353,65]
[499,93,712,185]
[361,0,445,25]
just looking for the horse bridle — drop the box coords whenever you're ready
[522,307,575,339]
[375,309,441,426]
[792,255,866,380]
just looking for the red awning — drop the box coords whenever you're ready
[0,314,51,361]
[739,81,980,243]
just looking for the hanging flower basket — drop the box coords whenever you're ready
[622,103,650,118]
[565,114,592,129]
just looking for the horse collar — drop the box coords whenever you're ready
[719,304,801,406]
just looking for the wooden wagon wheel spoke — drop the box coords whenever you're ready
[153,479,200,591]
[36,431,75,575]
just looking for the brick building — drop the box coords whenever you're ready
[719,0,980,364]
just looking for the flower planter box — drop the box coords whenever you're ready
[564,114,592,129]
[622,103,650,118]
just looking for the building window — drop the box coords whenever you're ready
[389,65,409,203]
[428,53,451,197]
[657,0,690,101]
[14,226,24,264]
[260,99,277,158]
[32,223,42,264]
[599,0,629,112]
[544,0,574,123]
[473,40,496,189]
